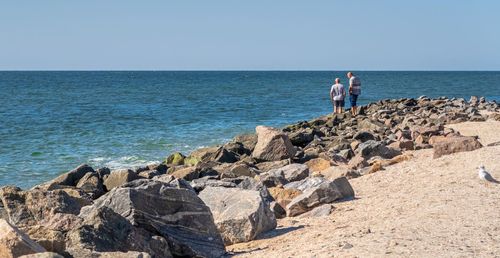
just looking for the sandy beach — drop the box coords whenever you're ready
[228,120,500,257]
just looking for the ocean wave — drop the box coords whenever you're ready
[88,156,160,170]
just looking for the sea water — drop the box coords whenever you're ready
[1,71,499,188]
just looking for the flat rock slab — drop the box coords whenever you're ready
[433,136,483,158]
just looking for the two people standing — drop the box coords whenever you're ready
[329,71,361,115]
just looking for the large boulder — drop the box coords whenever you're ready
[103,169,139,191]
[66,206,171,258]
[0,186,87,228]
[72,179,225,258]
[0,219,46,258]
[199,187,277,245]
[433,136,483,159]
[252,126,296,161]
[286,178,354,217]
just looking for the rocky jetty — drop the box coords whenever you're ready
[0,96,498,257]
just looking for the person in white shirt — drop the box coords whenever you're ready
[330,78,346,114]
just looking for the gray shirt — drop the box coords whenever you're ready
[349,76,361,95]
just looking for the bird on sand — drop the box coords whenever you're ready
[478,165,499,183]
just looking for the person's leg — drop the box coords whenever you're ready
[349,95,354,115]
[351,95,358,116]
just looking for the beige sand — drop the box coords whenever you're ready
[228,121,500,257]
[447,120,500,146]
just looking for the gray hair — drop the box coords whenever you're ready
[335,78,340,83]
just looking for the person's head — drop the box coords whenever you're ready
[347,72,353,78]
[335,78,340,84]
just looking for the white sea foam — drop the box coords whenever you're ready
[88,156,160,170]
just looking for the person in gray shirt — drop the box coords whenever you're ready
[347,72,361,116]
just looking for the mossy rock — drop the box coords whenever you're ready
[166,152,185,166]
[184,156,201,166]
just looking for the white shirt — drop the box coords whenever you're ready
[330,83,346,101]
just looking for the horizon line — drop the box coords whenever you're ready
[1,69,500,72]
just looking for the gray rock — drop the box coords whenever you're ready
[211,147,239,163]
[76,172,105,199]
[332,177,355,199]
[168,166,199,181]
[272,163,310,182]
[288,128,316,147]
[255,160,290,173]
[0,219,46,257]
[190,178,237,192]
[232,134,258,153]
[76,179,225,258]
[237,177,274,203]
[286,180,344,217]
[44,164,95,189]
[256,169,288,188]
[103,169,139,191]
[338,149,354,160]
[199,187,277,245]
[220,163,259,179]
[357,140,402,159]
[252,126,296,161]
[284,177,328,192]
[67,206,171,258]
[269,201,286,219]
[353,131,376,142]
[137,169,161,179]
[0,186,88,228]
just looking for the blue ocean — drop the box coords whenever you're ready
[1,71,499,188]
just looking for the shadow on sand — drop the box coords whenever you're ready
[224,225,304,257]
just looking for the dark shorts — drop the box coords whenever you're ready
[350,94,359,107]
[334,100,344,108]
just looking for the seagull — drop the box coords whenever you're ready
[478,165,499,184]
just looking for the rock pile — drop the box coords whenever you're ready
[0,96,497,257]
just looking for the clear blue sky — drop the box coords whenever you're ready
[1,0,499,70]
